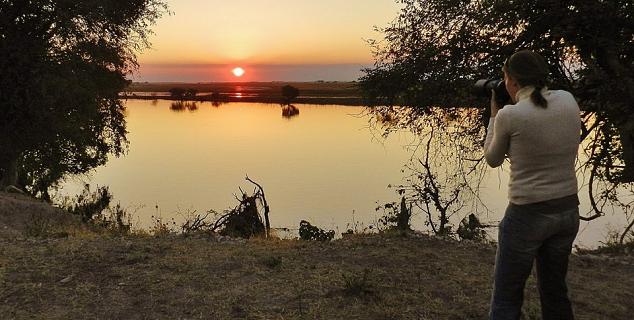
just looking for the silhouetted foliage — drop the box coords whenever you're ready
[169,87,186,99]
[457,214,487,242]
[60,184,131,234]
[377,197,412,231]
[170,101,198,112]
[281,104,300,118]
[281,85,300,104]
[299,220,335,241]
[168,88,197,100]
[0,0,168,197]
[184,88,198,98]
[64,185,112,223]
[361,0,634,227]
[205,177,270,238]
[221,194,266,238]
[210,91,222,101]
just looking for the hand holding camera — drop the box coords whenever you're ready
[474,79,511,117]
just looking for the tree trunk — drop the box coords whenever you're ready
[0,157,19,189]
[397,196,411,231]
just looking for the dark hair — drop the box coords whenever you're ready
[503,50,550,108]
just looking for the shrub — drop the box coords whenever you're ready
[299,220,335,241]
[168,87,186,98]
[62,184,111,223]
[376,197,412,231]
[59,184,131,234]
[456,213,487,242]
[149,216,177,237]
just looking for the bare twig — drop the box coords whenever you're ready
[246,175,270,238]
[582,161,603,221]
[620,216,634,245]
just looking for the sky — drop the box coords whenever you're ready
[134,0,401,82]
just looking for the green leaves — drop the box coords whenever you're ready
[0,0,167,196]
[361,0,634,221]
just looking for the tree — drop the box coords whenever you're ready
[169,87,186,99]
[281,85,300,104]
[184,88,198,99]
[360,0,633,232]
[0,0,167,198]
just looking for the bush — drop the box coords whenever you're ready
[376,197,411,231]
[456,214,487,242]
[149,215,177,237]
[169,87,186,98]
[184,88,198,98]
[59,184,131,234]
[63,184,112,223]
[299,220,335,241]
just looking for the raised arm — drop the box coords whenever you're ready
[484,109,511,167]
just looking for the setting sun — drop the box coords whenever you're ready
[232,67,245,77]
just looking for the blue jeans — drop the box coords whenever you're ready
[490,204,579,320]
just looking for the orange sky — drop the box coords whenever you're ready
[136,0,401,81]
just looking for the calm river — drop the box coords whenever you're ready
[58,99,627,248]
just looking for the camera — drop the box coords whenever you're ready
[474,79,511,106]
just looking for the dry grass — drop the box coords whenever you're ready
[1,232,633,319]
[0,192,84,239]
[1,193,633,319]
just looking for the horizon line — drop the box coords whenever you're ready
[129,80,360,84]
[139,62,374,67]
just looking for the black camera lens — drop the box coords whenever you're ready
[474,78,510,106]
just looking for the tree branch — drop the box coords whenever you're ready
[246,175,270,238]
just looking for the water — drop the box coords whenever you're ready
[58,99,628,248]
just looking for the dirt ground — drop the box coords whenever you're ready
[0,192,81,239]
[1,193,633,319]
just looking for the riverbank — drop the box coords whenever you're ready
[1,192,633,319]
[124,81,367,106]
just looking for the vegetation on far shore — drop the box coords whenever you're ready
[124,81,365,106]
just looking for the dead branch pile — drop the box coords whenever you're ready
[213,191,265,238]
[182,176,271,239]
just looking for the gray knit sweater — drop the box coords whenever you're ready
[484,86,581,205]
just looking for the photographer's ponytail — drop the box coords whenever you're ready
[504,50,550,108]
[531,80,548,109]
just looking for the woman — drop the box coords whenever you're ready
[484,50,581,320]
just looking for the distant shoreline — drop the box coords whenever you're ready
[123,81,367,106]
[121,94,367,106]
